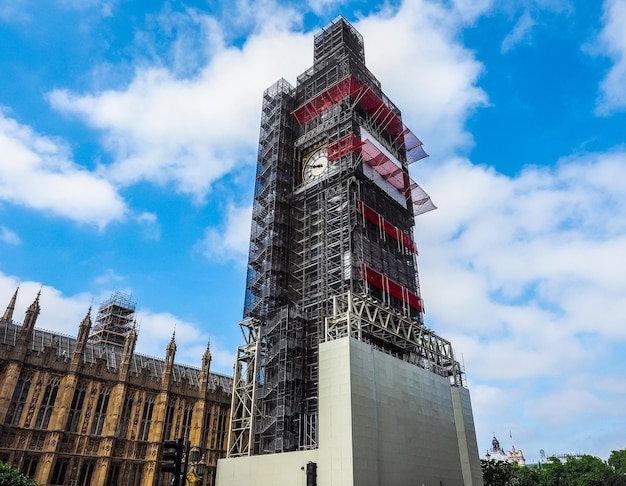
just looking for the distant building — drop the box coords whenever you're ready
[88,291,136,347]
[539,449,585,464]
[0,288,232,486]
[508,445,526,466]
[486,434,526,466]
[486,434,508,462]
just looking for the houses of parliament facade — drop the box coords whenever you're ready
[0,288,232,486]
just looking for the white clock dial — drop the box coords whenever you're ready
[302,148,329,184]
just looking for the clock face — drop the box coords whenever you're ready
[302,148,329,184]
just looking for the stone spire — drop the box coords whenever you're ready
[161,330,177,390]
[199,340,212,394]
[76,306,92,346]
[122,321,138,360]
[2,286,19,322]
[19,289,41,339]
[120,321,138,379]
[165,330,177,367]
[71,306,92,368]
[202,340,212,371]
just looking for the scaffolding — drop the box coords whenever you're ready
[229,17,465,459]
[88,291,136,347]
[326,291,464,387]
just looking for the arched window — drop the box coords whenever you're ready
[35,377,60,429]
[4,375,32,426]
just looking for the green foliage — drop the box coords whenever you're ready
[561,455,612,486]
[480,451,626,486]
[510,463,540,486]
[481,459,514,486]
[0,462,38,486]
[538,457,565,486]
[609,449,626,475]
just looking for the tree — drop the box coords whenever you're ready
[538,457,565,486]
[561,454,612,486]
[0,462,37,486]
[609,449,626,476]
[510,463,540,486]
[481,459,514,486]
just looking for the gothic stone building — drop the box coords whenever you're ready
[0,288,232,486]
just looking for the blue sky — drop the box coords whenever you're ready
[1,0,625,463]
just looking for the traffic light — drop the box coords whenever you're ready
[161,438,184,484]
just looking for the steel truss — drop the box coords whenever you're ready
[227,318,261,457]
[326,291,464,387]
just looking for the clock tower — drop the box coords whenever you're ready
[219,17,482,486]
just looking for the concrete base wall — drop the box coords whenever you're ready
[216,337,483,486]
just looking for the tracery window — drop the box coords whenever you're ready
[50,457,69,485]
[4,375,31,426]
[163,398,176,440]
[35,377,60,429]
[128,463,143,485]
[117,392,134,439]
[181,401,194,442]
[65,382,87,432]
[22,456,38,478]
[104,461,120,486]
[138,394,155,441]
[217,408,228,449]
[77,460,95,486]
[90,385,111,435]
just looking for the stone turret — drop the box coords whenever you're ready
[199,340,212,394]
[119,322,137,379]
[161,331,176,391]
[19,290,40,341]
[1,286,18,322]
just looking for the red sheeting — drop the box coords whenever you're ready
[360,140,407,192]
[326,133,436,216]
[327,133,363,161]
[292,76,359,125]
[357,200,418,255]
[292,75,428,164]
[360,263,423,312]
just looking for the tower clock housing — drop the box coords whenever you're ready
[223,17,482,486]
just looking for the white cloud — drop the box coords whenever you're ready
[357,1,488,158]
[0,273,235,373]
[0,226,20,245]
[0,111,127,228]
[92,269,125,287]
[501,10,535,53]
[136,211,161,240]
[0,276,95,335]
[134,310,235,369]
[451,0,495,24]
[46,0,488,200]
[414,150,626,456]
[49,10,311,201]
[0,0,29,21]
[195,203,252,263]
[57,0,115,15]
[307,0,347,15]
[596,0,626,114]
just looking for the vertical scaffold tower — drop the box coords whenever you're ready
[89,291,136,347]
[228,17,465,459]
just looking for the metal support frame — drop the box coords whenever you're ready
[227,318,261,457]
[325,291,464,386]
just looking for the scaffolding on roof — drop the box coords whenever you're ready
[89,291,136,347]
